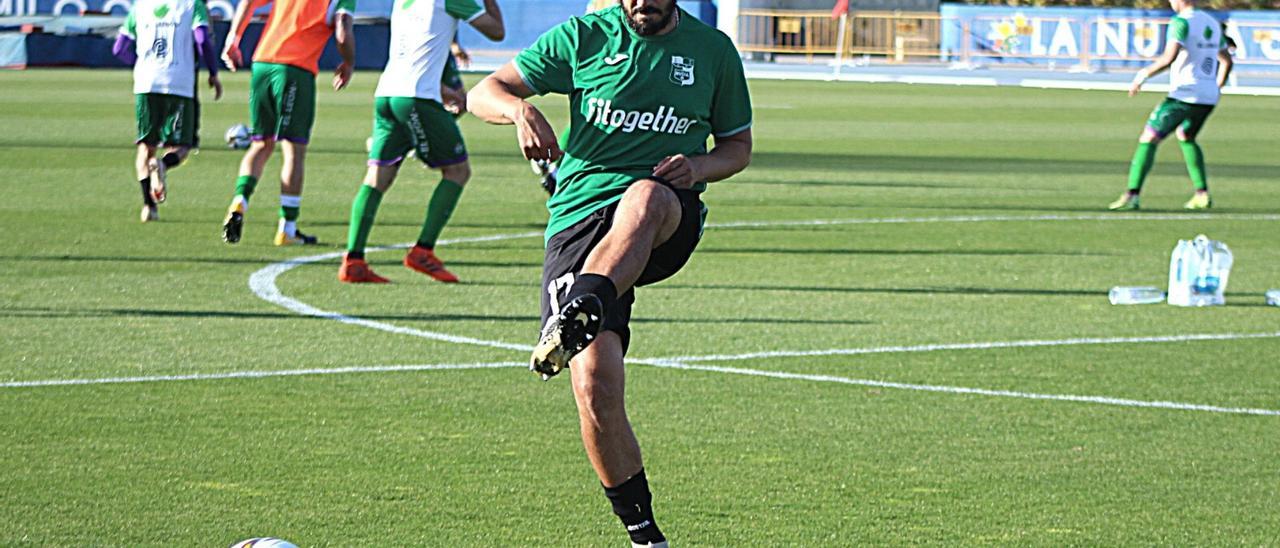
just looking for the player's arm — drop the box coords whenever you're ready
[1129,41,1180,96]
[467,62,561,161]
[222,0,272,71]
[653,129,752,188]
[1216,47,1233,89]
[332,11,355,90]
[468,0,505,41]
[1131,18,1187,96]
[112,10,137,65]
[192,2,222,100]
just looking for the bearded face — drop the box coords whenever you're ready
[620,0,677,36]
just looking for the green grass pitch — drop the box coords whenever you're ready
[1,68,1278,545]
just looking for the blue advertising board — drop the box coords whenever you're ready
[940,5,1280,70]
[2,0,718,53]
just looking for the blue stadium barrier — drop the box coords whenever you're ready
[4,0,720,68]
[940,5,1280,71]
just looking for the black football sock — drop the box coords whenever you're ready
[567,273,617,316]
[138,177,156,207]
[603,469,665,545]
[161,152,182,169]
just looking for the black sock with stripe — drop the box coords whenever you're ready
[603,469,665,545]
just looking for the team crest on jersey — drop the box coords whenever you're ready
[151,36,169,59]
[669,56,694,86]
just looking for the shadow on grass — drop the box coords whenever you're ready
[696,246,1114,257]
[0,307,872,326]
[3,254,300,266]
[655,282,1101,297]
[733,179,977,190]
[464,279,1100,298]
[1,254,539,269]
[303,220,547,231]
[751,151,1278,179]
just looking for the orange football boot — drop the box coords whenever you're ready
[403,246,458,283]
[338,255,390,283]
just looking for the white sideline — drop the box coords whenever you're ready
[653,332,1280,364]
[644,361,1280,417]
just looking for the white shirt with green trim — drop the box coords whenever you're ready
[1167,9,1226,106]
[120,0,208,98]
[374,0,484,101]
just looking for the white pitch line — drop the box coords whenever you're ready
[653,331,1280,364]
[7,357,1279,417]
[0,362,525,388]
[646,361,1280,416]
[247,232,542,353]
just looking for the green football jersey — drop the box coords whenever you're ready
[514,5,752,240]
[1165,9,1226,106]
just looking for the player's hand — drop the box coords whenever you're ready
[333,61,354,91]
[209,74,223,100]
[513,101,562,162]
[221,45,242,72]
[652,154,701,188]
[1128,72,1145,97]
[451,42,471,67]
[442,86,466,115]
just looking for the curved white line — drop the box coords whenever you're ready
[248,232,541,353]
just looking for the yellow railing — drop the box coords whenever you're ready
[737,9,845,58]
[845,11,946,60]
[737,9,949,62]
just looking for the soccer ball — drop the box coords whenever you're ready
[230,538,297,548]
[225,123,251,149]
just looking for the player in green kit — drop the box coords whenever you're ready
[1110,0,1232,211]
[337,0,504,283]
[219,0,356,246]
[469,1,752,544]
[113,0,223,222]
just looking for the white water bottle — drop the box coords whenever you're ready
[1267,290,1280,306]
[1109,286,1165,305]
[1168,235,1232,306]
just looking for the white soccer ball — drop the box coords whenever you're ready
[225,123,251,149]
[230,538,297,548]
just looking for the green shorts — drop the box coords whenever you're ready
[1146,97,1215,141]
[135,93,196,147]
[249,62,316,144]
[368,96,467,168]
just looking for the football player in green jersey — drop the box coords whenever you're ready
[469,1,752,544]
[1110,0,1232,211]
[337,0,504,284]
